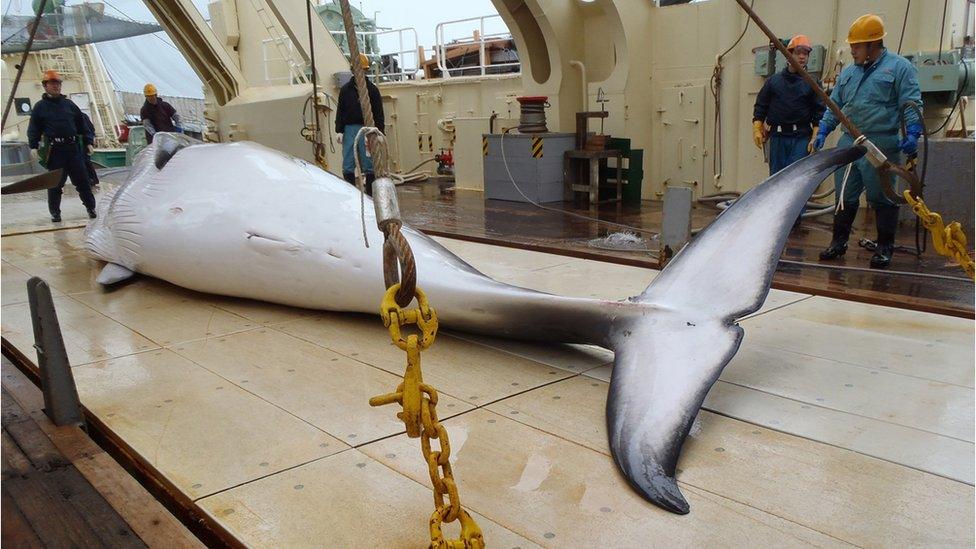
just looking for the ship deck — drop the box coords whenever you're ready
[0,179,973,546]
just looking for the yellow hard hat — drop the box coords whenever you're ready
[787,34,812,51]
[846,14,886,44]
[356,53,369,69]
[144,83,157,96]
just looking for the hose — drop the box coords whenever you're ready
[900,100,929,256]
[777,259,972,281]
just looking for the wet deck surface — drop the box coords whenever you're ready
[393,181,974,317]
[1,212,973,546]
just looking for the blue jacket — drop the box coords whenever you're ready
[821,49,922,146]
[753,67,826,136]
[27,93,94,149]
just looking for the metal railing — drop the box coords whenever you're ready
[261,37,308,85]
[434,15,519,78]
[330,27,421,82]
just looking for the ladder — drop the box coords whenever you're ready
[74,44,122,149]
[247,0,309,85]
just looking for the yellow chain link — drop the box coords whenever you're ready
[370,284,485,549]
[903,190,975,280]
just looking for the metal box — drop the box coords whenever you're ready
[754,44,825,78]
[483,132,575,203]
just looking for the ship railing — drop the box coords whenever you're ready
[434,14,520,78]
[330,27,421,82]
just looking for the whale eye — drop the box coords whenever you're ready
[169,207,183,215]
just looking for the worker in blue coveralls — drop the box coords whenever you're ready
[335,53,384,196]
[812,14,923,269]
[28,69,98,223]
[752,34,826,229]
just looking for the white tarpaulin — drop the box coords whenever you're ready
[95,32,203,99]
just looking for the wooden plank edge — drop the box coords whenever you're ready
[1,337,246,549]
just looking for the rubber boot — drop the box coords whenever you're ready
[364,172,375,197]
[869,206,899,269]
[342,171,356,186]
[819,205,858,260]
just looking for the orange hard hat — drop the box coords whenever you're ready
[787,34,812,51]
[41,69,62,83]
[847,14,886,44]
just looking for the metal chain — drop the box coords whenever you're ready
[370,283,484,548]
[903,191,975,280]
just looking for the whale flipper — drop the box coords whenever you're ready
[154,133,200,169]
[608,146,866,514]
[96,262,136,285]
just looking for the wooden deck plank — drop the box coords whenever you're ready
[2,388,146,548]
[1,359,204,548]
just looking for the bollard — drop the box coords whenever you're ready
[27,276,85,427]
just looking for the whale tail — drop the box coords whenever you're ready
[607,146,865,514]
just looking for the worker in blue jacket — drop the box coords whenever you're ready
[27,69,98,223]
[812,14,923,269]
[753,34,826,176]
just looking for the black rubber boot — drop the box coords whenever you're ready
[819,205,858,260]
[342,171,356,186]
[51,213,61,223]
[87,208,97,219]
[364,172,375,197]
[869,206,899,269]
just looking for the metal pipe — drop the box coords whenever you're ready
[2,0,49,131]
[569,60,587,111]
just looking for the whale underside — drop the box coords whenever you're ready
[85,133,864,514]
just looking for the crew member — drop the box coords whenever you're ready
[335,53,384,195]
[752,34,826,175]
[27,69,97,222]
[140,83,181,144]
[813,14,923,269]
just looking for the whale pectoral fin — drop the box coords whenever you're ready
[611,147,866,514]
[96,263,135,285]
[608,317,742,515]
[154,133,200,170]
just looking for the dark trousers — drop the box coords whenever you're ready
[768,134,810,175]
[343,171,375,196]
[47,144,96,215]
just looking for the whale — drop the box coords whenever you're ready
[85,133,863,514]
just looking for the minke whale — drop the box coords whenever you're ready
[85,133,863,514]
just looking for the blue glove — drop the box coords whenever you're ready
[813,129,828,151]
[899,123,922,155]
[174,126,184,134]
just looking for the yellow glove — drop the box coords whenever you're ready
[807,126,819,154]
[752,120,767,149]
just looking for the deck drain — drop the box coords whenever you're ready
[714,447,725,452]
[356,462,366,468]
[319,442,329,448]
[192,483,202,489]
[385,453,396,459]
[600,507,612,513]
[544,533,555,539]
[294,484,304,490]
[222,509,235,516]
[509,410,519,415]
[259,462,269,467]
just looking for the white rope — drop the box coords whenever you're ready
[835,162,853,213]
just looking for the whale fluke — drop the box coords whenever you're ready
[607,146,866,514]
